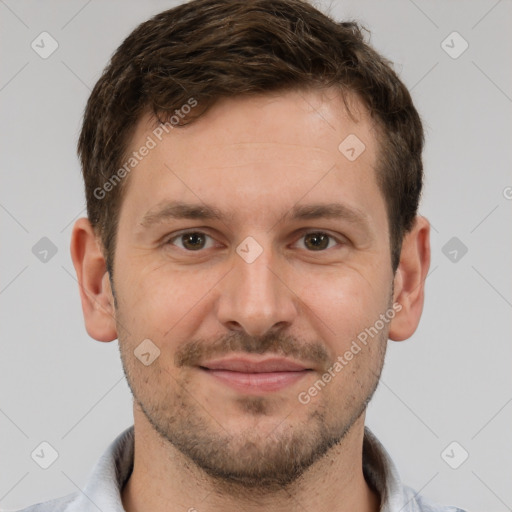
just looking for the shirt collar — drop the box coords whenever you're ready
[362,426,419,511]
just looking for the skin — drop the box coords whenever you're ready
[71,87,430,512]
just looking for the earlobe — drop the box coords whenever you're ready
[388,216,431,342]
[70,217,118,342]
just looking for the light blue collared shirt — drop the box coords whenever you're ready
[9,425,468,512]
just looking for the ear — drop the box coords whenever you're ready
[70,217,117,342]
[388,216,431,341]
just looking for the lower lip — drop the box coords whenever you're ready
[200,368,311,393]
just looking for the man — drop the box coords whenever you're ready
[15,0,467,510]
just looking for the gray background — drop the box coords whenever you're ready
[1,1,511,511]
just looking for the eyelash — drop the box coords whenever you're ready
[164,230,345,252]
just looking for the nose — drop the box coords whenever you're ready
[215,240,299,337]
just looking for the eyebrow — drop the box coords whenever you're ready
[139,201,227,228]
[139,200,371,231]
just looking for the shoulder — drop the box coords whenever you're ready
[5,491,79,512]
[402,484,470,512]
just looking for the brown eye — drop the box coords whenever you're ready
[181,232,206,250]
[168,231,214,251]
[302,232,334,251]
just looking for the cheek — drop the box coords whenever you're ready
[116,260,225,340]
[293,266,390,347]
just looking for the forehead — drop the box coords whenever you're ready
[117,88,386,232]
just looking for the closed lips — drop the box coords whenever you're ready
[198,357,314,394]
[199,358,312,373]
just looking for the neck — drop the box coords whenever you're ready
[121,406,380,512]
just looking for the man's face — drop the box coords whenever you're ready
[113,88,395,488]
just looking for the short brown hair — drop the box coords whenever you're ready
[78,0,424,276]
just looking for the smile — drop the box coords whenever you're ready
[198,356,314,394]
